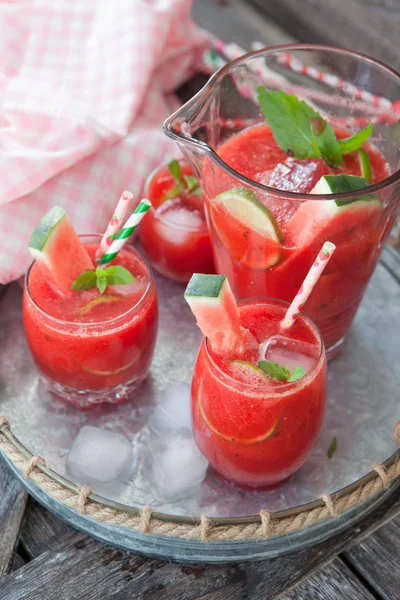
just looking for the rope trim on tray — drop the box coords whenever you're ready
[0,417,399,543]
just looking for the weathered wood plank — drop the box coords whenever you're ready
[193,0,295,50]
[20,499,73,559]
[0,457,28,576]
[1,489,399,600]
[280,559,376,600]
[344,514,400,600]
[10,553,26,573]
[247,0,400,69]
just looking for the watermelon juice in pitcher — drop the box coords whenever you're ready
[164,45,400,358]
[23,206,158,409]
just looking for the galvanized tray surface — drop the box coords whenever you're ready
[0,256,399,562]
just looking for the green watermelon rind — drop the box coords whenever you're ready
[28,206,67,255]
[310,174,380,209]
[289,174,382,245]
[184,273,227,302]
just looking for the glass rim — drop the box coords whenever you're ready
[164,42,400,201]
[203,296,325,395]
[24,234,155,329]
[144,162,209,233]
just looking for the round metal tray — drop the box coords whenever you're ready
[0,258,399,563]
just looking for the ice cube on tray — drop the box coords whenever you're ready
[143,427,208,502]
[66,426,133,484]
[148,381,192,434]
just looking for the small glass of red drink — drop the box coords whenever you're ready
[139,160,215,283]
[191,298,327,487]
[165,45,400,358]
[23,234,158,409]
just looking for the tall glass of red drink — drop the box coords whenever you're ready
[165,45,400,358]
[23,235,158,409]
[191,298,327,487]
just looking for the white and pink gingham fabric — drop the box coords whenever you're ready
[0,0,209,283]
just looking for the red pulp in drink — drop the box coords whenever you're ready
[139,161,214,283]
[23,242,158,399]
[204,124,392,353]
[191,299,327,487]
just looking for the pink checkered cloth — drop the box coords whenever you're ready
[0,0,209,284]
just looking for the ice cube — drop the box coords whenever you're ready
[66,426,134,484]
[148,382,192,434]
[109,278,147,297]
[143,428,208,501]
[268,158,330,193]
[263,336,317,375]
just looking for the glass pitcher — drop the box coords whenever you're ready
[164,44,400,358]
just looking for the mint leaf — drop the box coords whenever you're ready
[257,88,318,159]
[164,182,185,201]
[103,265,135,286]
[184,175,200,193]
[168,159,182,184]
[288,366,307,382]
[97,272,107,294]
[71,271,97,291]
[258,360,290,381]
[257,87,373,167]
[316,121,343,166]
[338,123,373,155]
[72,265,134,295]
[327,436,338,459]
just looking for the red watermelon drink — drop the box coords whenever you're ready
[23,207,158,409]
[185,274,327,487]
[139,159,214,283]
[164,46,400,359]
[204,95,394,357]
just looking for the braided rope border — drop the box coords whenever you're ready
[1,418,399,543]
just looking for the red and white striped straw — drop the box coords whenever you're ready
[97,191,133,257]
[281,242,336,329]
[251,41,400,115]
[203,37,400,121]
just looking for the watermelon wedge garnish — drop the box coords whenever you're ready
[288,175,382,247]
[185,273,252,353]
[28,207,94,294]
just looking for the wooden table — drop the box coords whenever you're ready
[1,1,400,598]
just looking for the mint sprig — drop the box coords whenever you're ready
[327,436,338,459]
[164,159,202,200]
[71,265,134,294]
[257,87,373,167]
[258,360,307,382]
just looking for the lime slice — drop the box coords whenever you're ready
[214,187,282,242]
[78,295,123,316]
[80,358,138,376]
[211,187,282,269]
[197,384,279,445]
[358,149,372,184]
[230,359,266,382]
